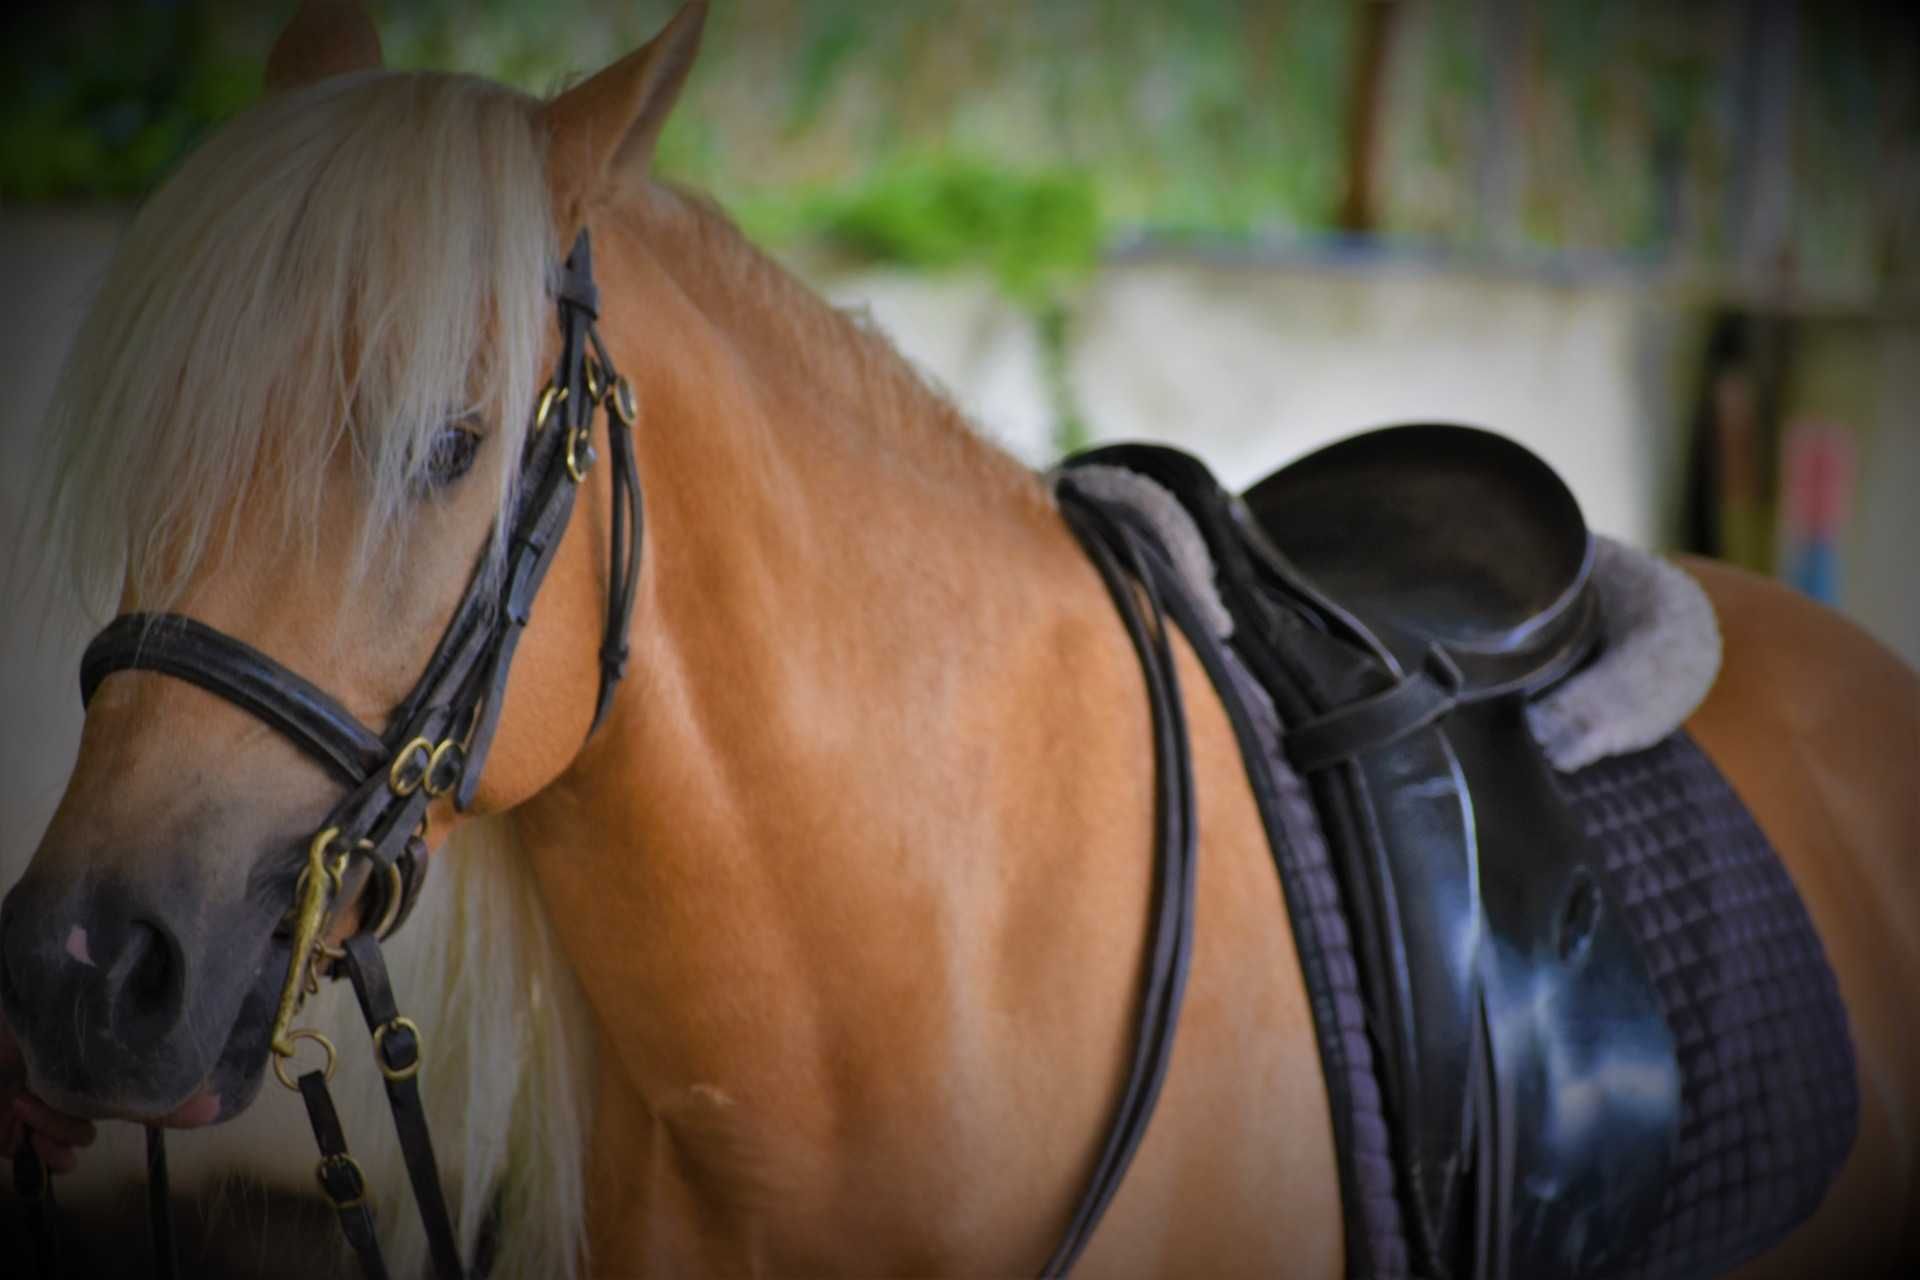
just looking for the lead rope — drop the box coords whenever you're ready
[145,1127,177,1279]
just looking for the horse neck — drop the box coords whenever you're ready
[515,186,1125,1070]
[597,185,1073,760]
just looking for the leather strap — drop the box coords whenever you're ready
[590,327,642,734]
[298,1070,392,1280]
[144,1127,177,1280]
[344,934,464,1280]
[1284,643,1464,774]
[81,615,387,786]
[1043,484,1200,1277]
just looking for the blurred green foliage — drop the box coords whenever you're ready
[739,159,1100,302]
[0,3,261,199]
[1,0,1912,303]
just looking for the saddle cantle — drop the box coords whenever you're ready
[1061,425,1682,1280]
[1241,424,1594,695]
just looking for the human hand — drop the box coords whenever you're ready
[1,1018,96,1175]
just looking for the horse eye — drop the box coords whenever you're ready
[418,424,482,493]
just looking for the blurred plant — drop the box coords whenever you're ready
[749,157,1099,301]
[737,155,1102,455]
[0,4,260,201]
[2,0,1908,308]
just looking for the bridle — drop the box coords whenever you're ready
[16,228,640,1280]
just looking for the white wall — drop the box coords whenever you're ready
[826,258,1917,667]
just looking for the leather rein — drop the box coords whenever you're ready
[16,228,639,1280]
[13,232,1201,1280]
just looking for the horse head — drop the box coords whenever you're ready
[0,0,706,1132]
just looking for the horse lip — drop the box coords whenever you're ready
[23,1077,222,1127]
[159,1087,222,1128]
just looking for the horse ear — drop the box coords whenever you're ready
[541,1,708,214]
[265,0,384,92]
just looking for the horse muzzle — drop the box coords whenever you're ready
[0,863,280,1123]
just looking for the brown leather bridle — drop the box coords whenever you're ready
[21,228,640,1280]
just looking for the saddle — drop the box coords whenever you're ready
[1059,425,1681,1280]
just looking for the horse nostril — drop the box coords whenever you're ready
[108,919,184,1048]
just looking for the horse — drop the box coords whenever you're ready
[3,3,1916,1277]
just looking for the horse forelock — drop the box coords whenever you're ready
[35,69,553,620]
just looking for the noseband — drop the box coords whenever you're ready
[35,229,640,1280]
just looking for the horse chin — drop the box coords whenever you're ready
[180,947,283,1127]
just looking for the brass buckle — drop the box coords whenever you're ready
[272,1027,338,1092]
[566,423,596,483]
[314,1152,368,1210]
[373,1016,424,1083]
[584,354,605,401]
[370,859,407,941]
[608,374,637,425]
[533,382,566,433]
[389,737,434,796]
[423,738,464,798]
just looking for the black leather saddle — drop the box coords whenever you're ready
[1060,424,1681,1280]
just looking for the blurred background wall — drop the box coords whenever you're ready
[1,0,1916,1225]
[5,0,1914,659]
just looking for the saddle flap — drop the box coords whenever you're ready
[1448,701,1681,1279]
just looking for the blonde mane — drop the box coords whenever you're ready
[306,816,595,1280]
[634,184,1050,512]
[37,70,553,616]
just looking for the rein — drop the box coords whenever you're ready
[14,228,640,1280]
[1045,483,1202,1277]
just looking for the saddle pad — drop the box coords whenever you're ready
[1209,649,1412,1274]
[1527,540,1721,774]
[1552,732,1858,1280]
